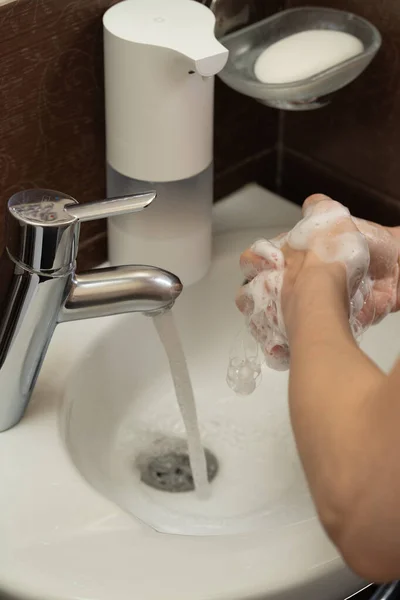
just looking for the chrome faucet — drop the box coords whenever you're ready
[0,189,182,432]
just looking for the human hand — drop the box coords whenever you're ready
[236,194,400,370]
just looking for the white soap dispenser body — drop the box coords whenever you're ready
[103,0,228,286]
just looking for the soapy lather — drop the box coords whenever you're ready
[231,200,376,383]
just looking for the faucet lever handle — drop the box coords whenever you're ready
[6,188,156,276]
[64,192,156,222]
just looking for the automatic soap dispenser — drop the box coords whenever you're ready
[103,0,228,286]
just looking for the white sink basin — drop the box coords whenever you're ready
[0,185,391,600]
[64,227,313,538]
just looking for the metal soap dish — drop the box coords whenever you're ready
[218,7,382,110]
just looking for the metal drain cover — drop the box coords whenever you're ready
[139,447,218,493]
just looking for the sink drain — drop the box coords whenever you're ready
[138,446,218,493]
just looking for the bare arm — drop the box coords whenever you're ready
[238,195,400,581]
[287,263,400,582]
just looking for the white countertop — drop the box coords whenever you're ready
[213,184,301,234]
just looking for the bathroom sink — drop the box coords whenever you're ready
[64,225,315,538]
[0,185,396,600]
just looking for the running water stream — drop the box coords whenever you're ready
[153,310,210,499]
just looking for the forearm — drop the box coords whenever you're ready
[285,267,393,576]
[239,197,400,579]
[287,268,384,492]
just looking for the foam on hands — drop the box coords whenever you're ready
[227,201,375,393]
[288,203,371,292]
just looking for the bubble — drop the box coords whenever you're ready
[226,326,262,396]
[226,357,261,395]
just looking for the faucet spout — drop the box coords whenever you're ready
[59,266,183,322]
[0,188,183,432]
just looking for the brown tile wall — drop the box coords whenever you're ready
[0,0,281,271]
[2,0,399,269]
[0,0,120,269]
[281,0,400,225]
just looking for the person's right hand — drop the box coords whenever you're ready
[284,194,400,328]
[351,213,400,324]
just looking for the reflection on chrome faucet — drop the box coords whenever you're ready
[0,189,182,432]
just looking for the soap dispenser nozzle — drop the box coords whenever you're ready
[178,34,228,77]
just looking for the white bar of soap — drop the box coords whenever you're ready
[254,30,364,85]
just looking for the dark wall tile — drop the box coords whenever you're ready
[3,0,399,270]
[0,0,121,266]
[0,0,282,271]
[215,147,277,199]
[214,0,283,178]
[283,0,400,216]
[281,148,400,225]
[214,78,279,180]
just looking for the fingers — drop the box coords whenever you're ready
[388,226,400,242]
[236,286,254,316]
[236,268,278,317]
[240,249,271,280]
[353,217,398,279]
[238,240,283,319]
[249,318,290,371]
[302,193,333,216]
[240,239,285,281]
[301,194,354,227]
